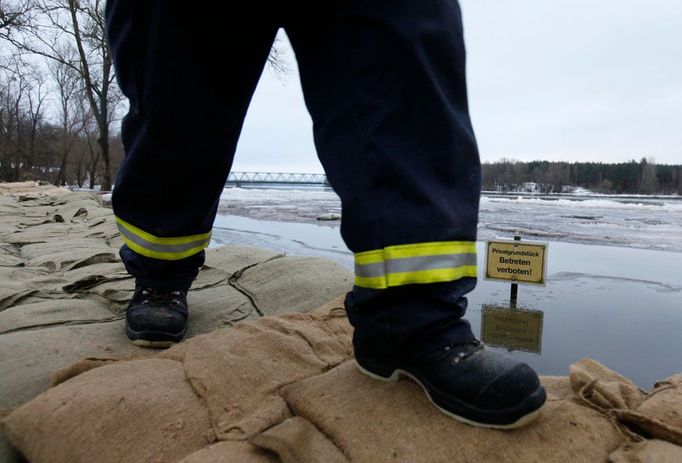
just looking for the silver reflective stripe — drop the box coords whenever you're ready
[355,261,385,278]
[355,253,477,278]
[116,223,210,254]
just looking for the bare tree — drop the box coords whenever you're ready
[49,47,84,185]
[21,63,47,173]
[81,101,100,188]
[0,0,31,40]
[0,65,27,180]
[10,0,122,190]
[0,57,46,180]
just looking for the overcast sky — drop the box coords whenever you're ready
[231,0,682,173]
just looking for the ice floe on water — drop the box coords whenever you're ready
[218,187,682,252]
[478,195,682,251]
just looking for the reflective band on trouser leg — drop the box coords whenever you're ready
[354,241,477,289]
[115,216,212,261]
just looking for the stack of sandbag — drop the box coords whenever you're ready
[4,293,682,462]
[0,182,353,462]
[4,298,353,463]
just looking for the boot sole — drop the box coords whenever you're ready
[129,339,176,348]
[356,360,546,430]
[125,325,186,349]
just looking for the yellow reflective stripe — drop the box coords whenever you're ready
[120,234,209,261]
[115,216,211,245]
[354,265,478,289]
[384,241,476,259]
[355,241,476,264]
[354,249,384,265]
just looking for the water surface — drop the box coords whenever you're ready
[212,214,682,388]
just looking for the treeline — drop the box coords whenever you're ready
[0,0,124,189]
[0,88,123,187]
[482,159,682,195]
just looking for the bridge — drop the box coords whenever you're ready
[226,172,330,186]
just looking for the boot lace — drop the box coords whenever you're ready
[138,287,185,306]
[444,338,484,364]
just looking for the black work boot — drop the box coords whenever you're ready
[346,281,546,429]
[354,337,547,429]
[125,286,189,348]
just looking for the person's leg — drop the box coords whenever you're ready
[105,1,278,345]
[285,0,545,428]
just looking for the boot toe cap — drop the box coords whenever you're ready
[476,363,543,410]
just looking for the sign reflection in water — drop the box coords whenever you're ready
[481,305,544,354]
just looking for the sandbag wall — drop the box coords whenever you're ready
[0,182,353,462]
[5,297,682,462]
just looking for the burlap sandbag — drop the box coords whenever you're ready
[0,181,65,196]
[0,320,150,408]
[250,417,348,463]
[0,298,117,334]
[49,357,121,386]
[20,238,117,271]
[179,441,278,463]
[608,439,682,463]
[203,245,284,276]
[570,358,647,411]
[4,359,215,463]
[170,298,352,441]
[615,374,682,446]
[278,361,625,462]
[571,360,682,445]
[0,243,24,267]
[231,256,352,315]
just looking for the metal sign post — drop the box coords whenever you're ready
[510,236,520,308]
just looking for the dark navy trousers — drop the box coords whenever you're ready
[106,0,481,349]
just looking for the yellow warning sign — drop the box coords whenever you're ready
[485,240,547,285]
[481,305,544,353]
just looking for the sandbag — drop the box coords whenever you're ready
[609,439,682,463]
[0,181,65,196]
[0,299,117,334]
[250,417,349,463]
[179,441,278,463]
[3,298,351,462]
[0,267,49,309]
[203,245,284,276]
[570,357,647,411]
[4,359,215,463]
[232,256,352,315]
[20,238,117,271]
[0,320,150,408]
[0,244,23,267]
[571,360,682,445]
[615,374,682,446]
[50,357,121,386]
[0,285,37,311]
[54,198,104,222]
[0,194,19,214]
[2,221,78,245]
[0,407,21,463]
[185,285,258,336]
[176,299,352,440]
[278,361,625,462]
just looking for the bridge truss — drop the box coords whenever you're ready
[226,172,330,186]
